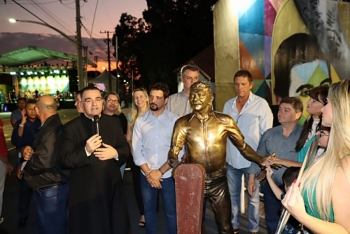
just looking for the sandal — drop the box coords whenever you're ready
[138,221,145,227]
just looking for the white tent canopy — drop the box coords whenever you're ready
[89,70,117,92]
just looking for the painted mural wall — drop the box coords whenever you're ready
[214,0,350,116]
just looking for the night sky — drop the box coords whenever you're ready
[0,0,147,70]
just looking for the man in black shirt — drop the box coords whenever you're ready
[21,95,69,234]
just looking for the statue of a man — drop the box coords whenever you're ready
[168,81,273,234]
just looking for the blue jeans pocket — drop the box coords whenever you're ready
[39,186,58,199]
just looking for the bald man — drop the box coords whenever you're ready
[21,95,69,234]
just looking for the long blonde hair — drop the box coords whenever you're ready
[130,88,150,128]
[301,80,350,221]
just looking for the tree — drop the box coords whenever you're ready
[113,0,217,92]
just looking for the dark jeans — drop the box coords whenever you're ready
[141,174,176,234]
[129,155,144,216]
[261,181,282,234]
[204,169,233,234]
[16,155,33,220]
[18,179,33,219]
[33,183,69,234]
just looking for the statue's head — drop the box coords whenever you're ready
[189,81,214,112]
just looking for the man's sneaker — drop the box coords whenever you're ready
[0,217,4,224]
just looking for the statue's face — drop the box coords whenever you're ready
[190,88,212,111]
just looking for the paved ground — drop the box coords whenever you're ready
[0,108,268,234]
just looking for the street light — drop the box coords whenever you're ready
[9,18,85,89]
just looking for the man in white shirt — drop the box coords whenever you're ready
[133,82,180,234]
[166,64,199,117]
[223,70,273,234]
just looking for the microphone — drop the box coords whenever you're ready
[93,115,100,135]
[94,115,104,150]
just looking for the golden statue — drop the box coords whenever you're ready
[168,81,274,234]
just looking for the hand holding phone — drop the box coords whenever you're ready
[20,109,27,124]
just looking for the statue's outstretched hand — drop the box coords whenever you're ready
[261,153,282,169]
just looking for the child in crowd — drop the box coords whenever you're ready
[266,166,301,234]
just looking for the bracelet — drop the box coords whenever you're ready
[159,169,164,175]
[19,124,24,127]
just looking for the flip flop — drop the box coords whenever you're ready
[138,221,145,227]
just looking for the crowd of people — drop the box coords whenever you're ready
[0,65,349,234]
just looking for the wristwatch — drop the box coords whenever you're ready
[19,124,24,127]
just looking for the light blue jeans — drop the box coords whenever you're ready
[226,163,260,232]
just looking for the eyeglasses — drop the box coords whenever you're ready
[107,98,118,104]
[320,130,329,136]
[83,97,103,103]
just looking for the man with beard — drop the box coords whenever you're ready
[133,83,180,234]
[58,85,129,234]
[168,81,274,234]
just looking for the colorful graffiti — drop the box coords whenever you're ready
[231,0,350,122]
[237,0,282,104]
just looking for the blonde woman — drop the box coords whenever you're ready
[126,88,150,227]
[283,79,350,233]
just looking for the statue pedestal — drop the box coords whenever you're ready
[174,164,206,234]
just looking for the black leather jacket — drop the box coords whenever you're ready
[24,114,69,190]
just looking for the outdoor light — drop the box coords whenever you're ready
[9,18,17,23]
[10,72,16,75]
[234,0,255,16]
[20,72,24,75]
